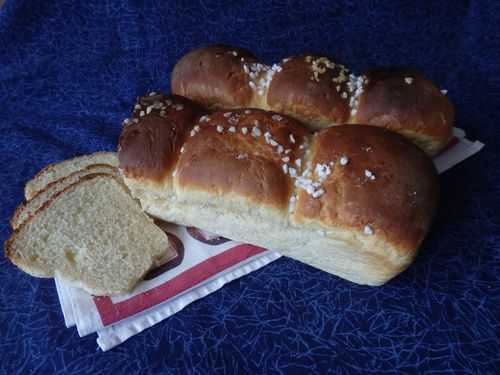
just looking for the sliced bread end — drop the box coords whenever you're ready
[6,173,171,296]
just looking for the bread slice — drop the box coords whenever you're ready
[11,164,119,230]
[24,152,118,200]
[5,174,170,296]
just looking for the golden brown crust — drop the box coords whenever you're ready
[293,125,439,254]
[171,45,258,109]
[171,45,455,155]
[267,55,351,127]
[354,68,454,154]
[176,109,311,209]
[118,94,204,182]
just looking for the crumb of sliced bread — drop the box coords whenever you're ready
[12,164,119,230]
[5,173,170,296]
[24,152,118,200]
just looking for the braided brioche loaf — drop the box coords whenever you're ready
[118,93,438,285]
[171,45,454,155]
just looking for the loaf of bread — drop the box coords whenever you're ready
[118,94,439,285]
[171,45,454,155]
[5,173,173,296]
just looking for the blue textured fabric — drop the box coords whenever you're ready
[1,1,499,373]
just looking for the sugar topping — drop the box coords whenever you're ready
[244,63,282,96]
[293,161,332,199]
[228,126,236,133]
[364,169,376,180]
[199,115,210,123]
[216,125,224,133]
[252,126,262,137]
[404,77,413,85]
[315,163,332,180]
[263,132,272,144]
[134,104,141,110]
[148,92,157,96]
[223,112,232,118]
[241,127,248,135]
[180,146,185,154]
[339,155,349,166]
[190,125,201,137]
[309,56,336,82]
[272,114,283,121]
[236,153,248,160]
[347,74,367,116]
[140,110,145,117]
[289,134,296,144]
[363,225,374,236]
[152,101,163,109]
[441,89,448,95]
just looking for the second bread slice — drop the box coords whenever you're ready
[5,173,171,296]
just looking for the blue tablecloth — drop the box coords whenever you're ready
[1,1,499,373]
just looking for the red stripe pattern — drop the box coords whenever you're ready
[93,244,267,326]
